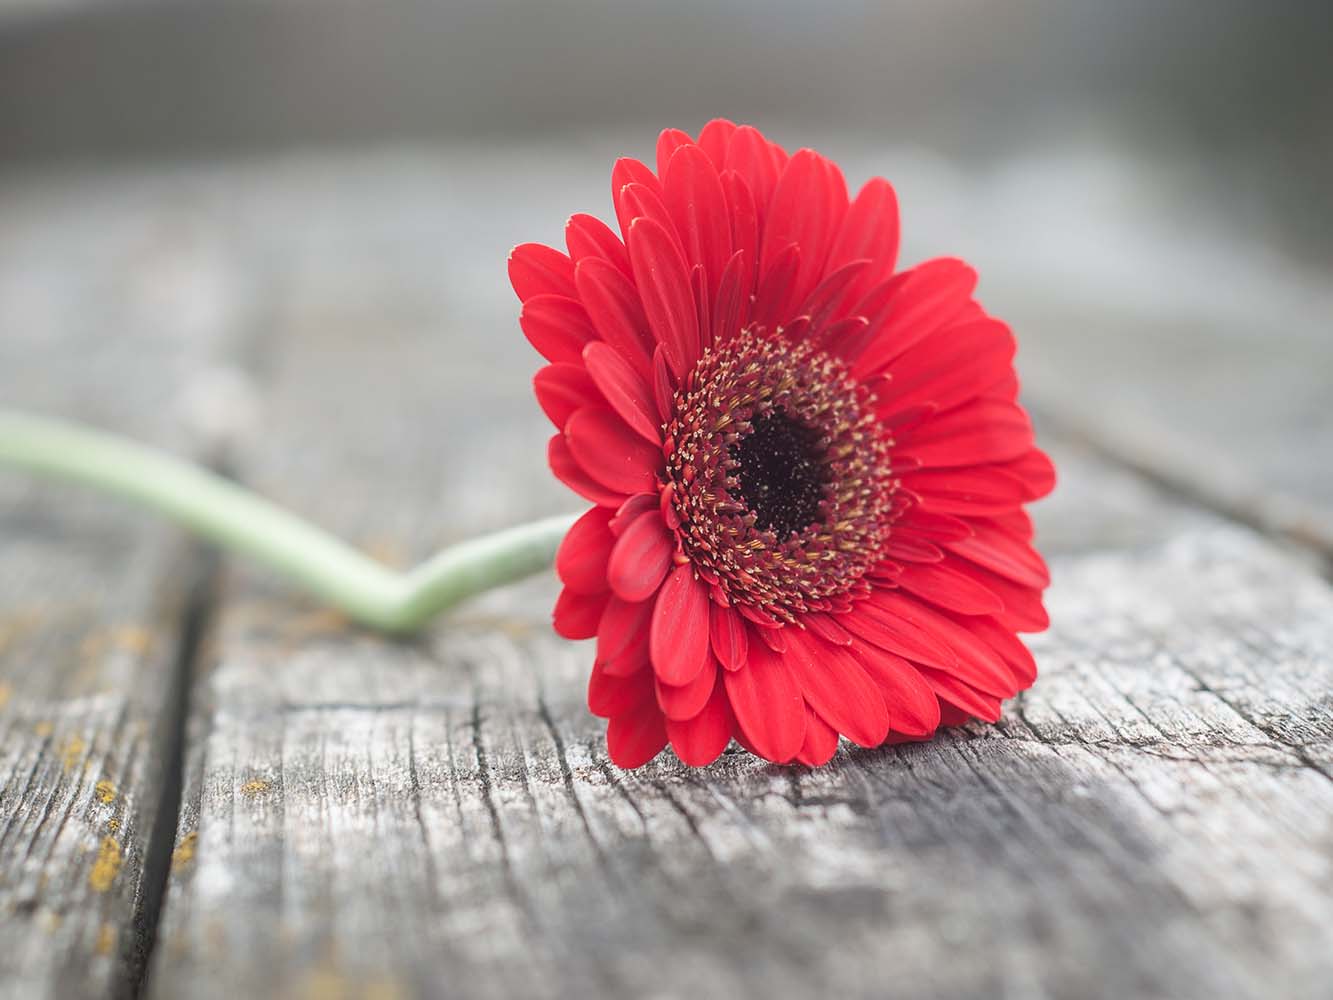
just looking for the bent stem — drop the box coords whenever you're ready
[0,410,576,633]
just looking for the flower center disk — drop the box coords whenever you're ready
[664,328,898,622]
[731,410,828,536]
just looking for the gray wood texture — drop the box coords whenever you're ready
[0,138,1329,999]
[0,178,250,998]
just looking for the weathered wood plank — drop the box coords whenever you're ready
[147,260,1333,999]
[0,173,251,999]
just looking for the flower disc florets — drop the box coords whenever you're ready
[665,327,895,622]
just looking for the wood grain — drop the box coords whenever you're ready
[0,175,252,999]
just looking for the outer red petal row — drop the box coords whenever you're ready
[724,641,805,764]
[627,217,700,380]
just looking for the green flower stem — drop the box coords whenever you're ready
[0,409,576,633]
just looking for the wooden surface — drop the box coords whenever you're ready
[1,138,1331,1000]
[0,180,250,998]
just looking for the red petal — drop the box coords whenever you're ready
[838,595,959,670]
[882,534,944,563]
[794,705,839,766]
[691,264,711,353]
[801,611,854,647]
[875,317,1015,415]
[985,371,1021,404]
[574,257,655,376]
[619,182,685,261]
[826,176,900,305]
[990,508,1035,540]
[655,128,693,179]
[796,259,872,334]
[712,250,747,346]
[752,242,801,332]
[649,564,710,685]
[555,506,615,595]
[565,408,660,495]
[900,466,1031,516]
[651,347,676,424]
[878,596,1021,697]
[967,616,1039,688]
[896,508,973,543]
[758,627,788,653]
[999,449,1057,500]
[708,603,748,671]
[898,400,1034,469]
[760,149,848,310]
[893,561,1005,616]
[606,508,673,603]
[695,118,737,168]
[627,217,701,380]
[947,561,1050,633]
[915,667,1002,723]
[610,157,661,243]
[663,143,732,305]
[596,596,653,676]
[609,492,658,536]
[852,258,978,376]
[519,294,597,364]
[666,677,733,766]
[553,587,609,640]
[509,243,577,302]
[533,363,600,429]
[719,171,759,318]
[656,656,718,721]
[565,213,632,278]
[937,701,974,728]
[583,342,661,444]
[588,662,653,719]
[782,630,890,748]
[724,125,783,209]
[946,518,1050,589]
[723,641,806,763]
[851,645,941,737]
[606,701,669,768]
[548,433,625,507]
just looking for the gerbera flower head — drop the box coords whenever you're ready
[510,121,1055,769]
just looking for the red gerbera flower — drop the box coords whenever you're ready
[510,121,1054,769]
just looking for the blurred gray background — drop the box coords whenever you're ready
[2,0,1331,255]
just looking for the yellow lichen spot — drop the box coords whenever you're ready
[111,626,152,655]
[240,778,271,798]
[364,977,408,1000]
[171,831,198,872]
[96,923,117,956]
[107,818,120,832]
[284,608,350,641]
[297,968,350,1000]
[94,779,117,804]
[365,537,407,568]
[60,735,87,771]
[0,681,11,709]
[34,720,54,738]
[89,837,122,892]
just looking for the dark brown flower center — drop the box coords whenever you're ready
[731,409,828,536]
[664,327,898,622]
